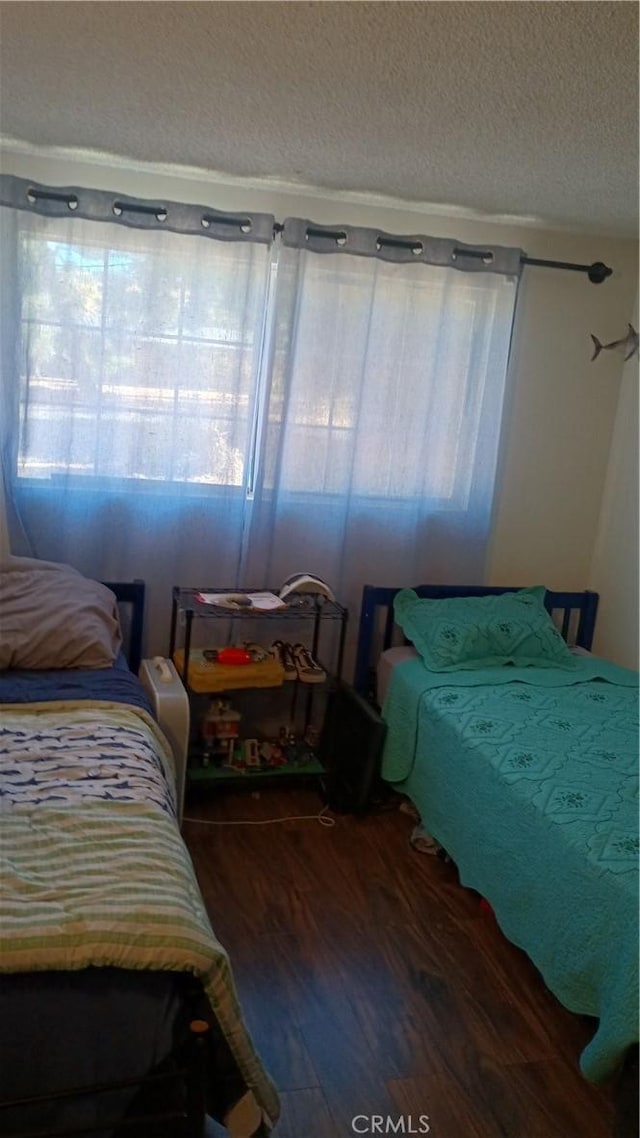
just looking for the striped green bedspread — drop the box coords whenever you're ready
[381,656,639,1083]
[0,700,279,1129]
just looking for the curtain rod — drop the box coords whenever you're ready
[454,247,612,284]
[272,223,612,284]
[522,255,611,284]
[6,180,613,284]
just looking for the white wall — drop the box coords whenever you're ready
[487,238,637,590]
[589,291,639,668]
[1,143,637,613]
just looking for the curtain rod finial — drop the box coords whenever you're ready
[588,262,612,285]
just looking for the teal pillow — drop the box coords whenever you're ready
[393,587,576,671]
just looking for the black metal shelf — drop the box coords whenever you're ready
[169,585,348,795]
[170,586,348,687]
[188,753,325,785]
[171,586,346,622]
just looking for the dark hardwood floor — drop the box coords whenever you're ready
[184,785,625,1138]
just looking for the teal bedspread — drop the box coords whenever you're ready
[381,656,639,1082]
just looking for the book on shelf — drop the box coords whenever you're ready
[194,591,288,612]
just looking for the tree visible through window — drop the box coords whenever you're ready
[15,219,513,519]
[18,224,270,488]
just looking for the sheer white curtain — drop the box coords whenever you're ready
[1,180,520,663]
[243,228,520,656]
[0,189,274,650]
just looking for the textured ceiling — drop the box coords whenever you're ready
[0,1,637,235]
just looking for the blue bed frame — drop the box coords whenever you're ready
[353,584,599,696]
[102,579,145,673]
[0,577,218,1138]
[351,582,640,1110]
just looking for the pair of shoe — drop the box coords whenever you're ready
[271,641,326,684]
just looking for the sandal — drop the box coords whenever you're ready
[292,643,326,684]
[271,640,297,681]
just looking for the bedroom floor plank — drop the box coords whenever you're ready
[388,1072,491,1138]
[266,1087,339,1138]
[186,786,620,1138]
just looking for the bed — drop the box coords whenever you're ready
[354,583,639,1090]
[0,557,279,1138]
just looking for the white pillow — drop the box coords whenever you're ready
[0,557,122,670]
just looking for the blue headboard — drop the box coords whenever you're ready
[353,584,599,696]
[102,580,145,674]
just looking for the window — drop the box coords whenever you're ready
[17,220,272,489]
[11,208,516,522]
[262,249,510,509]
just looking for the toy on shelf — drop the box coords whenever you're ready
[201,699,241,766]
[258,740,288,769]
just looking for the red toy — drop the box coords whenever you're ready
[217,647,252,665]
